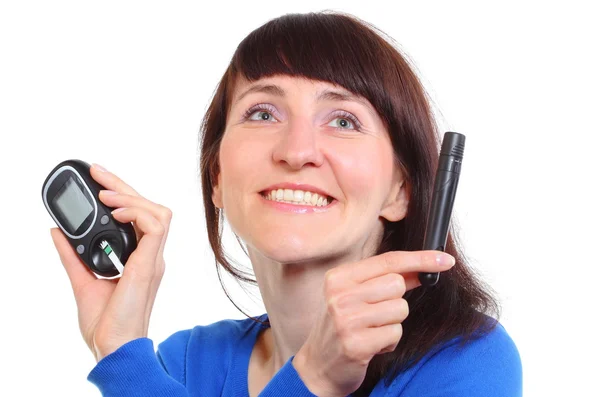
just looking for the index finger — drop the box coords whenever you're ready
[347,250,455,284]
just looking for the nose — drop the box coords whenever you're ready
[272,118,324,169]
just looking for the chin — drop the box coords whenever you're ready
[250,232,323,264]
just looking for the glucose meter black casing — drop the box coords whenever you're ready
[42,159,137,277]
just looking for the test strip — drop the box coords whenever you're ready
[99,240,124,275]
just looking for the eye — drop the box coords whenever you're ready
[243,104,278,122]
[242,104,362,132]
[327,111,362,131]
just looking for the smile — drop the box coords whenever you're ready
[261,188,332,207]
[260,190,336,213]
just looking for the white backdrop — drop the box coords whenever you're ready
[1,1,598,396]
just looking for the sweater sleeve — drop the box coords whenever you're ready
[258,355,318,397]
[398,323,522,397]
[87,338,189,397]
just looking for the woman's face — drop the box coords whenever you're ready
[213,75,408,264]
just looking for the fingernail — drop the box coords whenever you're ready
[92,163,107,172]
[112,207,126,214]
[101,190,118,195]
[437,254,455,266]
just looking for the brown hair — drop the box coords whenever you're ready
[199,11,500,396]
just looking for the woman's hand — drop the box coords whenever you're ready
[50,164,172,362]
[292,250,456,397]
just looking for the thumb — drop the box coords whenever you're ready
[50,228,97,296]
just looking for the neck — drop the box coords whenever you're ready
[249,249,338,373]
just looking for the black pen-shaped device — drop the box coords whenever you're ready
[418,131,465,286]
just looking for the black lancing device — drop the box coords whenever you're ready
[418,132,465,286]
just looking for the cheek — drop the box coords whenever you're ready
[333,144,391,200]
[219,132,265,196]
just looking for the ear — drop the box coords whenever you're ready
[380,171,409,222]
[212,172,223,209]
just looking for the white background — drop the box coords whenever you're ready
[1,1,598,396]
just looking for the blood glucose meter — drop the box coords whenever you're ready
[42,159,137,277]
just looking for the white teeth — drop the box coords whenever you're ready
[293,190,304,202]
[311,194,318,205]
[263,188,331,207]
[284,189,294,201]
[303,191,311,203]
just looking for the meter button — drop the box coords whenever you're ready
[76,245,85,254]
[100,215,109,225]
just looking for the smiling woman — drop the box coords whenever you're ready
[198,11,521,396]
[71,10,522,397]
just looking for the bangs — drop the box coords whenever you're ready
[229,12,396,127]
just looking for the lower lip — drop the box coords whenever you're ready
[259,193,337,213]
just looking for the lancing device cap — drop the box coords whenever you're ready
[440,131,465,172]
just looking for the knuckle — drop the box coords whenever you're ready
[334,315,349,338]
[324,270,340,294]
[326,294,344,318]
[334,292,353,311]
[383,342,400,355]
[327,293,354,322]
[150,218,165,235]
[140,209,165,233]
[392,274,406,295]
[116,179,129,193]
[328,301,350,334]
[344,311,361,331]
[394,323,404,339]
[400,298,409,319]
[158,205,173,223]
[341,332,359,357]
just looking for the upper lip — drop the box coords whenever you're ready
[261,183,335,200]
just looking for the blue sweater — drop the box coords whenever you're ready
[88,313,522,396]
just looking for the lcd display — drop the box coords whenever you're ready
[52,177,93,232]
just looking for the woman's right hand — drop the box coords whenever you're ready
[50,164,173,362]
[292,250,456,397]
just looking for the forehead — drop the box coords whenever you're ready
[232,76,378,116]
[234,75,339,93]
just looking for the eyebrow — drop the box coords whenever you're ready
[233,83,376,116]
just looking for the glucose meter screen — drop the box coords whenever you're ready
[53,177,93,232]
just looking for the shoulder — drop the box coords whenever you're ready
[156,314,267,385]
[437,317,521,366]
[391,317,522,396]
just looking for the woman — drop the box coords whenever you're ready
[51,11,522,396]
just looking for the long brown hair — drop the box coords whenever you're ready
[199,11,500,396]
